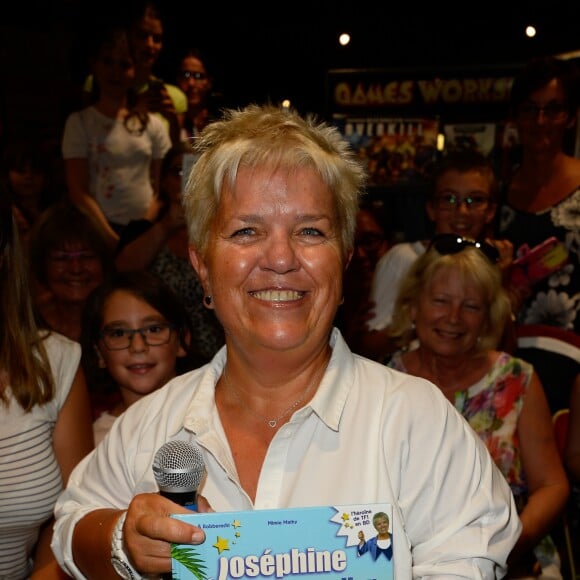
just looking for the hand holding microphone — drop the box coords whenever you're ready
[112,441,208,577]
[153,440,206,579]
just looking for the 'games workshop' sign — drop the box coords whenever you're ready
[326,66,516,120]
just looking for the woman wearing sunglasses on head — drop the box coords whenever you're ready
[386,236,570,579]
[359,149,513,361]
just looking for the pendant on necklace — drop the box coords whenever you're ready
[224,366,319,430]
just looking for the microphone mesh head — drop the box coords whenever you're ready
[152,440,205,492]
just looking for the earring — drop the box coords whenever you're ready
[204,296,212,306]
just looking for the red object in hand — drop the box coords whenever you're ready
[509,237,568,288]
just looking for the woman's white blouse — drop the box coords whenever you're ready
[53,329,520,579]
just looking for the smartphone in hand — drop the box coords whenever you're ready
[145,78,166,111]
[509,237,568,288]
[148,78,164,91]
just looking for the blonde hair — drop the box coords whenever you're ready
[389,246,511,354]
[182,104,367,258]
[0,207,54,411]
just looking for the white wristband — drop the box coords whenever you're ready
[110,511,141,579]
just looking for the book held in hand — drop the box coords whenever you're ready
[171,503,394,579]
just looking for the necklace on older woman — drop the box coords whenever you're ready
[223,366,319,428]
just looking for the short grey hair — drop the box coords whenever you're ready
[182,104,367,258]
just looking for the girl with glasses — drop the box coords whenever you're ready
[82,270,202,445]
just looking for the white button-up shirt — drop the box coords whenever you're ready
[53,329,520,578]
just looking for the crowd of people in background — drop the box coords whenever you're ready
[0,0,579,575]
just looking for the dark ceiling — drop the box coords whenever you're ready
[4,0,580,122]
[159,0,580,114]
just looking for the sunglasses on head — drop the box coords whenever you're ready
[428,234,500,264]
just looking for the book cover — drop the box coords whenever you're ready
[171,503,394,579]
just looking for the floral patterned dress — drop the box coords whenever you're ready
[498,187,580,334]
[388,351,560,573]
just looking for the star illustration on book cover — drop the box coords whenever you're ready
[172,516,245,579]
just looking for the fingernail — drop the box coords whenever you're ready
[191,529,204,543]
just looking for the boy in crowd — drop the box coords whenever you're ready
[356,149,512,361]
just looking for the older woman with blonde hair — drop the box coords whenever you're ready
[387,234,569,579]
[388,234,511,355]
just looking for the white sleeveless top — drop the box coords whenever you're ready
[0,332,80,579]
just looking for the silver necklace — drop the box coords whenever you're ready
[223,366,318,428]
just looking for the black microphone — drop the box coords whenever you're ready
[152,440,205,510]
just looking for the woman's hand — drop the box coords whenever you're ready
[142,84,176,117]
[123,493,208,574]
[71,494,210,578]
[489,237,514,272]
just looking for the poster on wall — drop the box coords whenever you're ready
[333,116,439,187]
[442,123,497,157]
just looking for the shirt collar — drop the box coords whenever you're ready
[182,328,355,434]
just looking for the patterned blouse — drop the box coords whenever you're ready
[388,351,559,570]
[498,187,580,335]
[390,352,530,497]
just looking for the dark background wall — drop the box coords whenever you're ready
[1,0,579,144]
[1,0,578,241]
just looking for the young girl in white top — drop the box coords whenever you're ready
[62,24,171,250]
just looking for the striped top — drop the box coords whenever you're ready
[0,332,80,579]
